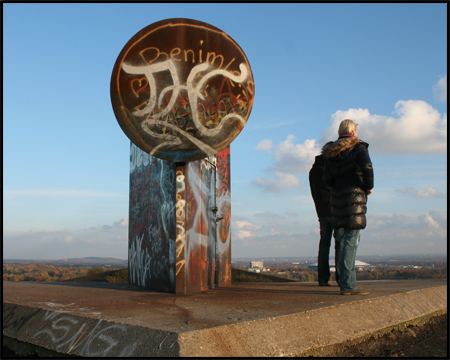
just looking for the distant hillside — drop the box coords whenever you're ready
[66,267,297,283]
[55,257,128,266]
[4,257,128,267]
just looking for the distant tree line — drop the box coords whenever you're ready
[245,265,447,282]
[2,263,119,282]
[356,267,447,281]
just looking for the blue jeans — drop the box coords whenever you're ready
[335,229,361,292]
[318,218,343,284]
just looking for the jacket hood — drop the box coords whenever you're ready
[321,136,362,158]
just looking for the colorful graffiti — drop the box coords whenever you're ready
[111,18,254,162]
[175,168,187,293]
[128,142,176,292]
[215,147,232,286]
[174,146,231,292]
[129,143,231,293]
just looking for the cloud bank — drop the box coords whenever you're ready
[322,100,447,154]
[396,186,446,199]
[231,210,447,258]
[253,95,446,192]
[3,217,129,260]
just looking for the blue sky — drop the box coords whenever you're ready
[3,3,447,260]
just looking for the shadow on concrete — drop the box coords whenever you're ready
[215,286,340,296]
[38,281,149,292]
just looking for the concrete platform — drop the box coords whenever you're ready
[3,279,447,357]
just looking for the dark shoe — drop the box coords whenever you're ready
[319,281,332,286]
[341,289,369,295]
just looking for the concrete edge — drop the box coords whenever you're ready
[2,303,180,357]
[295,308,447,357]
[178,285,447,357]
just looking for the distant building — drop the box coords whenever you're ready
[250,261,264,268]
[308,260,371,272]
[248,261,269,273]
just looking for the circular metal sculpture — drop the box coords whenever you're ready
[111,18,254,162]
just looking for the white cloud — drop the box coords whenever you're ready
[396,186,446,199]
[235,220,261,231]
[255,135,321,174]
[321,100,447,154]
[365,211,447,243]
[253,172,301,193]
[416,187,446,198]
[255,139,273,152]
[422,213,440,229]
[276,172,301,188]
[231,228,314,258]
[433,75,447,102]
[233,220,263,240]
[104,217,129,231]
[113,217,129,227]
[235,230,253,240]
[272,136,321,173]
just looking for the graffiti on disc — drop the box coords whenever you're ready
[111,18,254,162]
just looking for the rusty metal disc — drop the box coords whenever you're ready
[111,18,255,162]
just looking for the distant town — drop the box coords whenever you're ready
[231,254,447,282]
[232,254,447,269]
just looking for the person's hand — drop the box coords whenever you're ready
[366,189,373,195]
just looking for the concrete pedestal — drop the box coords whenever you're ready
[128,142,231,293]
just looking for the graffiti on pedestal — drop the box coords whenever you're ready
[128,143,176,292]
[174,146,231,292]
[175,167,187,293]
[185,158,214,290]
[215,146,231,285]
[111,18,254,162]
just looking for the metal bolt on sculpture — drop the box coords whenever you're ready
[111,18,254,293]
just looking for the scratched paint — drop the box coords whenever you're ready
[111,18,254,162]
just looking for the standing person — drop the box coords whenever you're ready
[322,119,374,295]
[309,154,343,286]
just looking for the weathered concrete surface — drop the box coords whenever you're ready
[3,279,447,357]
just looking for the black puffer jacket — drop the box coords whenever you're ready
[322,136,374,229]
[309,155,332,218]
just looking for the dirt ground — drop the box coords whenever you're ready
[298,312,448,358]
